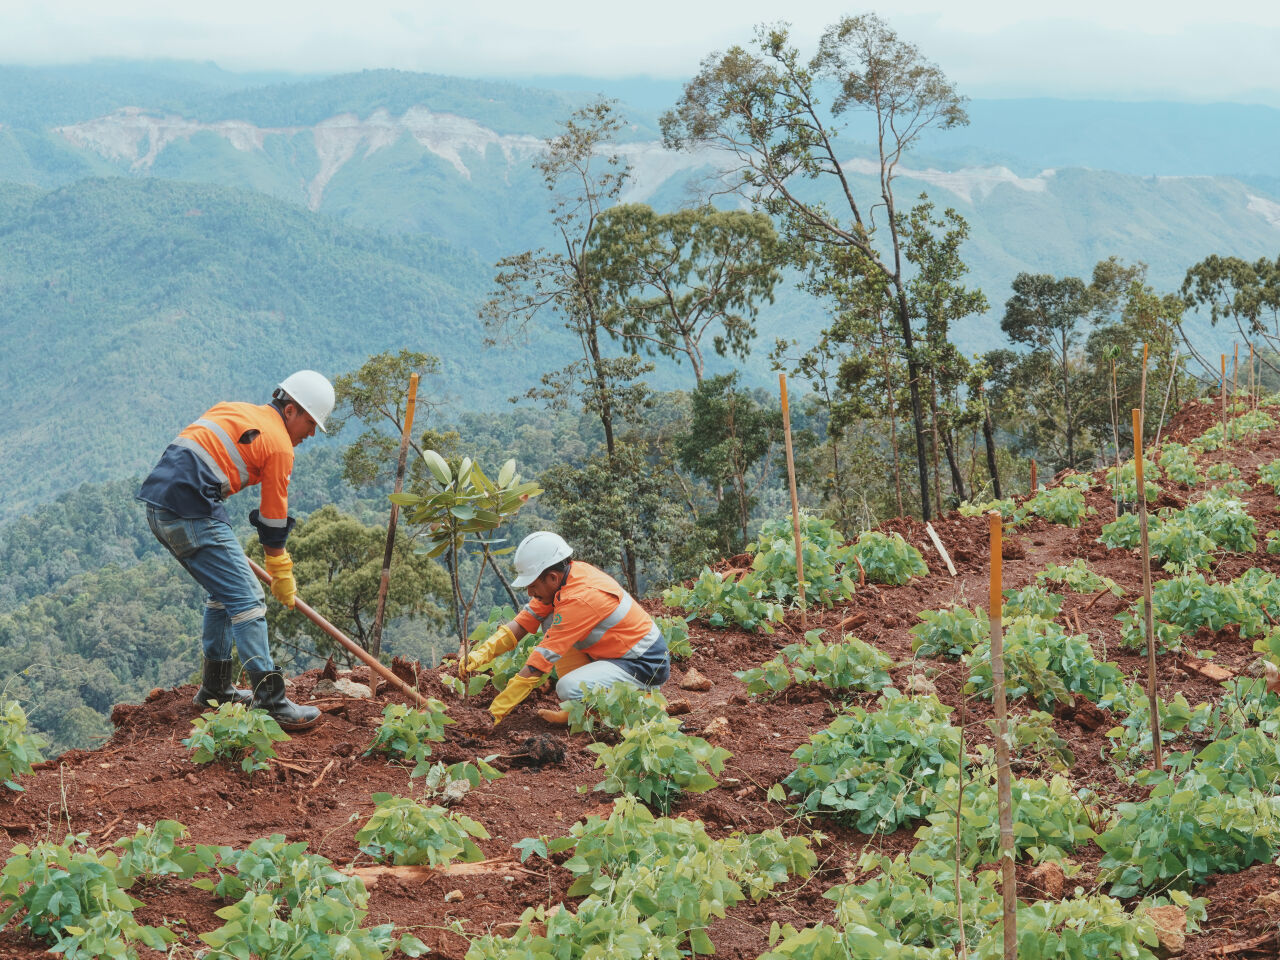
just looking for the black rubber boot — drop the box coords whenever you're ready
[192,658,252,708]
[247,669,321,731]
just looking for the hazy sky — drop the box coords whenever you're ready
[6,0,1280,104]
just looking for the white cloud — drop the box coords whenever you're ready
[3,0,1279,104]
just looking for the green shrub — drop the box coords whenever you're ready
[910,605,989,659]
[195,834,426,959]
[1002,584,1063,620]
[565,684,669,737]
[1118,573,1264,650]
[656,615,694,660]
[113,820,199,883]
[1101,683,1216,774]
[746,514,858,606]
[536,796,815,955]
[365,700,453,776]
[783,692,960,833]
[1104,460,1159,503]
[663,568,785,632]
[0,834,174,956]
[1010,710,1076,771]
[735,630,891,697]
[1148,515,1216,572]
[355,794,488,866]
[966,616,1122,709]
[1099,512,1141,549]
[1183,490,1255,552]
[1259,458,1280,494]
[1097,773,1280,895]
[588,716,729,814]
[1191,423,1227,452]
[914,768,1095,869]
[183,701,290,773]
[852,531,928,585]
[0,700,46,792]
[1018,486,1091,527]
[1206,461,1241,482]
[1159,443,1202,486]
[958,497,1015,518]
[464,899,680,960]
[1266,530,1280,555]
[415,757,503,805]
[1035,559,1124,596]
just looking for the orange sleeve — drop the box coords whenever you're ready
[252,448,294,549]
[514,597,553,636]
[525,595,598,674]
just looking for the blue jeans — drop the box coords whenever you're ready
[145,505,274,673]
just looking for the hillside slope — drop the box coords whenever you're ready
[2,396,1279,958]
[0,177,550,517]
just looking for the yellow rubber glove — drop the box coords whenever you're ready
[262,551,297,609]
[488,672,544,725]
[466,624,518,673]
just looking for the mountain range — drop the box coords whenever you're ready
[2,61,1280,513]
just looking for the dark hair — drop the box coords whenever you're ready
[270,388,296,415]
[543,557,572,580]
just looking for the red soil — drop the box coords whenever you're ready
[2,397,1279,958]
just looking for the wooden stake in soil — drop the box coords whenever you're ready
[249,558,428,707]
[925,522,957,576]
[1133,408,1163,770]
[1140,342,1149,437]
[370,372,419,662]
[1251,341,1257,410]
[988,511,1016,960]
[779,374,807,629]
[1029,459,1037,494]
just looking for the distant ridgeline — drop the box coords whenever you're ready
[2,62,1279,514]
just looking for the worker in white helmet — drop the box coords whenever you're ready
[465,531,671,725]
[137,371,335,731]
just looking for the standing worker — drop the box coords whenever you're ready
[465,532,670,725]
[137,372,335,731]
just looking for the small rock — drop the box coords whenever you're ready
[665,699,692,716]
[905,674,937,696]
[312,679,338,696]
[729,693,749,705]
[184,772,197,785]
[1141,905,1185,958]
[145,688,165,702]
[333,678,373,699]
[703,716,731,738]
[1256,890,1280,913]
[1027,861,1065,900]
[444,889,463,903]
[1265,660,1280,694]
[680,668,714,692]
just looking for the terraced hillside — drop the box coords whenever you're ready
[2,394,1280,958]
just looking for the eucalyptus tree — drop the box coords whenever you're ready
[589,203,782,385]
[1000,272,1092,470]
[662,13,970,521]
[1180,253,1280,380]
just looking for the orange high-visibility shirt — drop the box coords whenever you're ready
[138,402,295,547]
[515,560,665,674]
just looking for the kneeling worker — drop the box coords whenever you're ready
[466,532,670,725]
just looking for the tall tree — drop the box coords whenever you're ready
[676,373,781,553]
[1000,272,1091,469]
[662,14,969,521]
[589,203,782,385]
[481,98,651,586]
[1180,253,1280,380]
[903,198,988,505]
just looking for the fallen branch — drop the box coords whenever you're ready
[1180,656,1236,683]
[269,758,319,775]
[1207,930,1280,955]
[310,759,336,790]
[95,814,124,839]
[344,858,541,887]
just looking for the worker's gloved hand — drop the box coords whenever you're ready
[466,625,518,673]
[262,551,297,609]
[488,672,543,725]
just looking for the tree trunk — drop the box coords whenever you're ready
[1060,333,1074,468]
[929,380,944,517]
[942,424,967,503]
[895,290,932,521]
[878,332,905,518]
[982,388,1002,499]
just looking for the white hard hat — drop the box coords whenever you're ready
[511,531,573,589]
[277,370,335,432]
